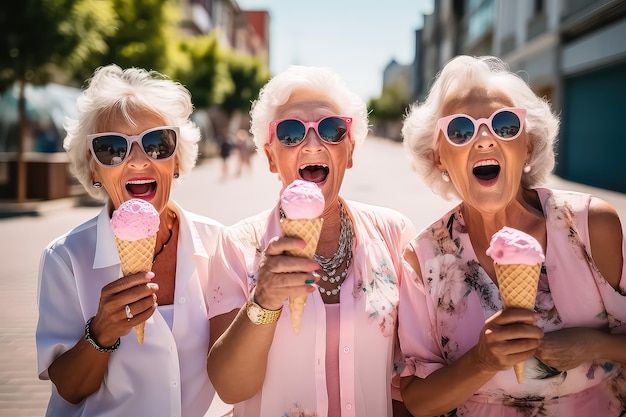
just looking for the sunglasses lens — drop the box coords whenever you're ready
[318,117,348,143]
[91,135,128,165]
[446,116,475,145]
[276,120,306,146]
[142,129,177,159]
[492,111,521,139]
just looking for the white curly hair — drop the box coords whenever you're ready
[249,65,369,153]
[64,64,200,201]
[402,55,559,201]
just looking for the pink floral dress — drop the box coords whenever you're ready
[398,188,626,416]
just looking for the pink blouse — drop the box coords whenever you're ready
[207,200,415,417]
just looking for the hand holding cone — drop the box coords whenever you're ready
[279,180,325,334]
[486,226,545,384]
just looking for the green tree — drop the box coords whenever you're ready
[68,0,178,82]
[368,79,411,123]
[220,52,270,117]
[0,0,115,202]
[172,31,232,110]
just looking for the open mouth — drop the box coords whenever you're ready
[126,179,157,197]
[299,164,329,183]
[472,159,500,181]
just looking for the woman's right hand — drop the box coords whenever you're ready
[472,308,544,373]
[253,236,320,311]
[90,272,159,347]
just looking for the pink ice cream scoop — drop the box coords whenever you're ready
[280,180,325,220]
[110,199,160,241]
[486,226,545,265]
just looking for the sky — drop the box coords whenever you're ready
[236,0,434,101]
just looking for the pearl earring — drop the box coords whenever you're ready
[173,172,179,179]
[523,163,531,173]
[441,171,451,182]
[92,181,102,189]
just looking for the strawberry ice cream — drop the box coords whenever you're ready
[111,199,160,241]
[280,179,325,220]
[486,226,545,265]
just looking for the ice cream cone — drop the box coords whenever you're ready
[115,235,156,344]
[494,262,541,383]
[280,217,323,333]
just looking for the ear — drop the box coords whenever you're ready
[433,144,446,173]
[346,140,354,169]
[264,143,278,173]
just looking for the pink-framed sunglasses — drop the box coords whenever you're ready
[269,116,352,146]
[435,107,526,147]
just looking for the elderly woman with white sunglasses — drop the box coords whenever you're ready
[35,65,230,417]
[398,55,626,416]
[206,65,416,417]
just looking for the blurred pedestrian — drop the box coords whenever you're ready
[216,127,233,178]
[234,128,254,176]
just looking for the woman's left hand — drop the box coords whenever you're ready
[535,327,602,370]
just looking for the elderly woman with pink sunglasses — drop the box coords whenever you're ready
[206,65,416,416]
[398,55,626,416]
[35,65,230,417]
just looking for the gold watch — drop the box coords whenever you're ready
[246,295,282,325]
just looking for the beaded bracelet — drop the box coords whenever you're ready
[84,316,120,353]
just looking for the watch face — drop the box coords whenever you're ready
[247,302,265,324]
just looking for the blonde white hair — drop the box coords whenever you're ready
[64,64,200,201]
[402,55,559,200]
[249,65,369,152]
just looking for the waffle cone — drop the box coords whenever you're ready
[115,235,156,345]
[280,217,323,334]
[494,262,541,383]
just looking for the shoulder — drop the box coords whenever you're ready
[45,214,99,253]
[180,208,224,232]
[346,200,413,230]
[587,197,623,289]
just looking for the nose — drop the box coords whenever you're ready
[126,143,150,167]
[473,123,496,149]
[302,127,324,151]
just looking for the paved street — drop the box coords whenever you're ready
[1,136,625,416]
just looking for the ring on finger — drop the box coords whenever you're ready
[125,304,134,320]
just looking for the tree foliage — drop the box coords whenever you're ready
[171,31,231,110]
[368,79,411,122]
[219,52,270,116]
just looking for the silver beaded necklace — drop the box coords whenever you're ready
[279,202,354,296]
[314,202,353,296]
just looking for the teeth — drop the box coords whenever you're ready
[473,160,499,169]
[126,179,155,185]
[301,163,328,169]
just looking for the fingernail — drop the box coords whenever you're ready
[312,272,321,278]
[305,278,315,285]
[146,271,155,280]
[148,283,159,290]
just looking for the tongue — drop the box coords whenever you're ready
[127,183,153,196]
[301,168,326,183]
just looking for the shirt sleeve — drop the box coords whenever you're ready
[36,246,85,380]
[397,253,447,379]
[601,237,626,334]
[205,228,251,319]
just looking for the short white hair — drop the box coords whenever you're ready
[402,55,559,200]
[249,65,369,152]
[64,64,200,201]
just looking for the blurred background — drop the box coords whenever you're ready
[1,0,625,206]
